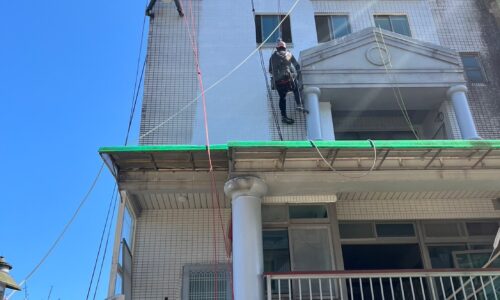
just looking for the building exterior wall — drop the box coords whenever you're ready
[130,196,500,298]
[139,0,500,144]
[132,209,231,300]
[337,196,500,220]
[139,2,200,145]
[428,0,500,139]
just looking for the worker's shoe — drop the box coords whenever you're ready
[282,116,295,125]
[296,105,309,114]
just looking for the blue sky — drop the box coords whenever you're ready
[0,0,147,298]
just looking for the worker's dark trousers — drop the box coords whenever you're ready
[276,81,301,117]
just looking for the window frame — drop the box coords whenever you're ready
[255,14,292,45]
[374,14,412,37]
[460,53,487,84]
[339,221,418,244]
[181,264,232,300]
[262,204,331,226]
[314,14,352,43]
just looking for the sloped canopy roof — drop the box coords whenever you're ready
[100,140,500,176]
[299,27,466,88]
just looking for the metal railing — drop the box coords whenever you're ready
[265,269,500,300]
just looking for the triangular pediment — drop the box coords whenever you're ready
[300,27,465,88]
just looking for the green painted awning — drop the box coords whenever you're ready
[100,140,500,153]
[99,140,500,176]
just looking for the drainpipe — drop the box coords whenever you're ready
[146,0,184,18]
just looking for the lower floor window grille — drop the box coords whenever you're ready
[183,264,231,300]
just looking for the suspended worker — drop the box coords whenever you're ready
[269,40,308,125]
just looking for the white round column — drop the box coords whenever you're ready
[303,87,323,140]
[224,176,268,300]
[447,85,480,139]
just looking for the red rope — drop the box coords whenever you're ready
[180,1,233,298]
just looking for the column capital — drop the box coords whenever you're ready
[447,85,468,97]
[224,176,267,199]
[303,86,321,96]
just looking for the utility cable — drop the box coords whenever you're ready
[258,49,284,140]
[85,185,117,300]
[6,163,105,300]
[91,190,119,300]
[139,0,303,140]
[179,1,221,298]
[250,0,284,140]
[310,140,377,179]
[125,1,149,145]
[372,28,420,140]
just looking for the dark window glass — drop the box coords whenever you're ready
[466,222,499,236]
[462,56,479,68]
[315,16,330,43]
[332,15,351,39]
[339,223,375,239]
[461,55,485,83]
[376,223,415,237]
[289,205,328,219]
[262,205,288,223]
[263,230,291,272]
[315,15,351,43]
[374,16,391,31]
[391,16,411,36]
[255,15,292,44]
[428,245,467,268]
[343,244,423,269]
[424,222,462,237]
[375,15,411,37]
[263,230,291,294]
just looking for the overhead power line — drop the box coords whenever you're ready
[139,0,303,140]
[7,163,105,300]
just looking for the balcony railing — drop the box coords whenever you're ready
[265,269,500,300]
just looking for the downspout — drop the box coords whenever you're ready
[146,0,184,18]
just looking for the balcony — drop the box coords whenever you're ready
[298,28,479,141]
[265,269,500,300]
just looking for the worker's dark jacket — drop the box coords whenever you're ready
[269,50,300,85]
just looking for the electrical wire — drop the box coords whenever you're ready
[125,58,147,145]
[250,0,284,140]
[125,1,149,145]
[91,190,119,300]
[6,163,105,300]
[372,28,420,140]
[179,0,222,298]
[258,49,284,141]
[310,140,377,179]
[139,0,303,140]
[85,185,117,300]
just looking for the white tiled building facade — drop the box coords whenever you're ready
[139,0,500,144]
[106,0,500,299]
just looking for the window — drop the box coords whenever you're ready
[466,222,499,236]
[376,223,415,237]
[315,15,351,42]
[289,205,328,219]
[255,15,292,44]
[374,15,411,37]
[339,223,375,239]
[339,222,416,239]
[424,222,462,238]
[115,205,135,296]
[182,264,231,300]
[461,54,486,83]
[122,205,135,246]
